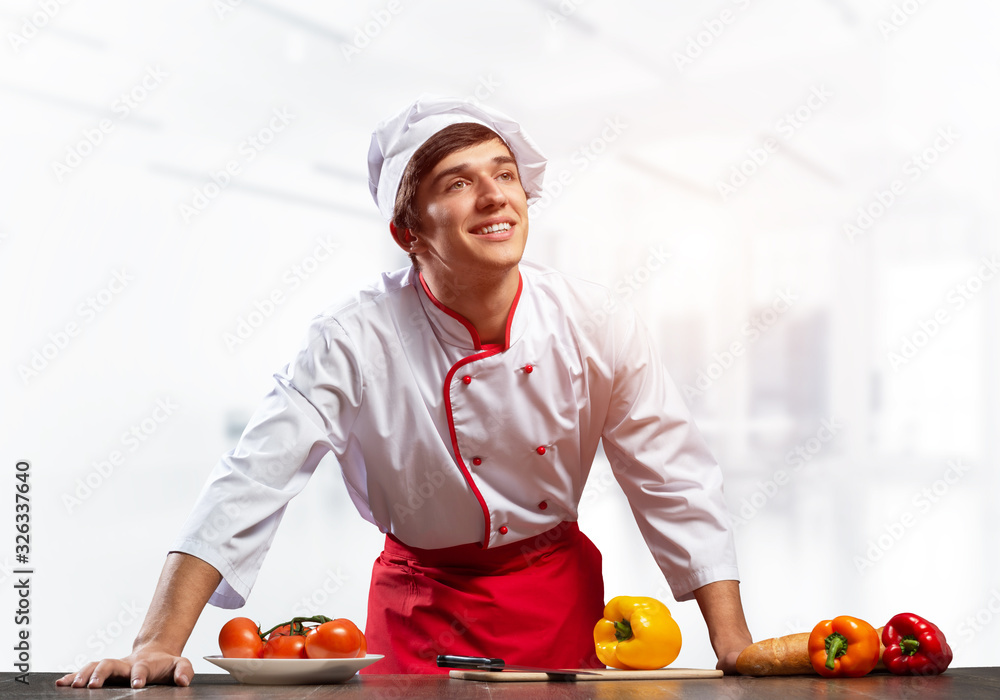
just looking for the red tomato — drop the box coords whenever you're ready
[304,619,367,659]
[268,624,293,638]
[219,617,264,659]
[262,633,307,659]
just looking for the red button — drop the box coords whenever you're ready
[536,446,546,455]
[539,501,548,510]
[462,375,472,384]
[472,457,482,466]
[524,364,534,374]
[499,526,508,535]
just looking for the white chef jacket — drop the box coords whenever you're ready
[171,260,738,608]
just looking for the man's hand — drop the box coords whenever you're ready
[692,579,753,675]
[55,648,194,689]
[715,647,745,675]
[54,552,222,689]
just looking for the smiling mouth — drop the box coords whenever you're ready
[471,222,512,236]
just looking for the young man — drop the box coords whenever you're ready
[57,96,751,688]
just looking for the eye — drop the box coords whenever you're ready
[448,180,467,190]
[497,172,513,181]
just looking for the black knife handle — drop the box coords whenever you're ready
[437,655,505,670]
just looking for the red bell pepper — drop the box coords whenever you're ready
[881,612,953,675]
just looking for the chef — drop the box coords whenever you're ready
[58,96,751,689]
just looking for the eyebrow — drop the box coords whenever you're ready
[428,154,517,188]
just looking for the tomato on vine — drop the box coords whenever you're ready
[305,619,367,659]
[219,614,368,660]
[262,633,307,658]
[218,617,264,659]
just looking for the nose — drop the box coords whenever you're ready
[476,178,507,209]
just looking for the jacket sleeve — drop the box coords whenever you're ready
[169,317,363,608]
[600,303,739,602]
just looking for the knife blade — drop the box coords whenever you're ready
[436,654,600,678]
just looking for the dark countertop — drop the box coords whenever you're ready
[5,668,999,699]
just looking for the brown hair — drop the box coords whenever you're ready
[392,122,513,234]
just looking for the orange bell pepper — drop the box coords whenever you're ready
[808,616,880,678]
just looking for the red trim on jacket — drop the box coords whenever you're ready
[443,350,500,546]
[417,272,523,351]
[418,272,483,350]
[420,270,524,546]
[503,275,523,351]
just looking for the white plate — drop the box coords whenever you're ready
[204,654,385,684]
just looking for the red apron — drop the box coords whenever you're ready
[361,521,605,674]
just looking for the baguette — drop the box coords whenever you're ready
[736,626,888,676]
[736,632,812,676]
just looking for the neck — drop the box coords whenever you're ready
[420,266,520,346]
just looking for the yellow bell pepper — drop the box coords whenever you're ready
[593,596,682,670]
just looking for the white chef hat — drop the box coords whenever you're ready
[367,95,547,222]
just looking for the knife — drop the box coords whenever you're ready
[436,654,600,679]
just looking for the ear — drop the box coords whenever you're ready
[389,222,409,250]
[390,222,424,255]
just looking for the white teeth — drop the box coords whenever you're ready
[474,222,511,235]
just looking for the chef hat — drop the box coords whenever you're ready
[367,95,547,221]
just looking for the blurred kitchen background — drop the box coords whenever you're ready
[2,0,998,674]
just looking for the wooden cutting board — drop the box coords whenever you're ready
[449,667,723,682]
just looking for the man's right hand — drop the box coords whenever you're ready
[55,647,194,689]
[54,552,222,689]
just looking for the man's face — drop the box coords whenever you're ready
[411,139,529,285]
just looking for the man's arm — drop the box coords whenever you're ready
[55,552,222,689]
[692,579,753,674]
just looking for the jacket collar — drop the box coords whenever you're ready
[413,268,526,352]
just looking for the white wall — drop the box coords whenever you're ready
[2,0,998,675]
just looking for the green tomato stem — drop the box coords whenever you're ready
[261,615,334,638]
